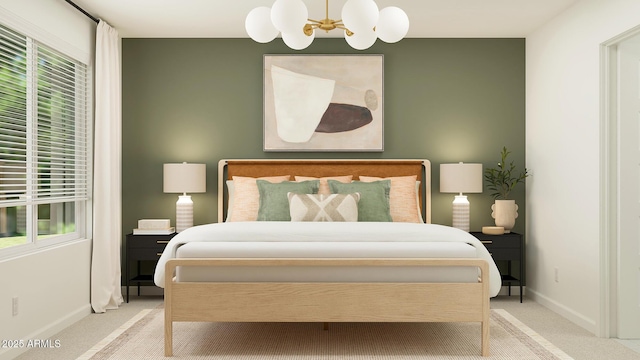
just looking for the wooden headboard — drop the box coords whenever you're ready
[217,159,431,223]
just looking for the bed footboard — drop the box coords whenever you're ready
[164,258,490,357]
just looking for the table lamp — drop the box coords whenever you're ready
[440,162,483,232]
[163,162,206,232]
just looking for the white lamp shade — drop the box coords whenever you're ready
[163,163,206,193]
[345,28,377,50]
[245,6,279,43]
[342,0,379,33]
[376,6,409,43]
[440,163,483,193]
[271,0,308,33]
[282,29,315,50]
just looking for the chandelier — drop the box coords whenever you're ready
[245,0,409,50]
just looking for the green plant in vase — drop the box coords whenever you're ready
[484,147,529,199]
[484,147,529,232]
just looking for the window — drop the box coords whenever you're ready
[0,23,89,253]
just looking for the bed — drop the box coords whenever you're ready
[154,159,500,357]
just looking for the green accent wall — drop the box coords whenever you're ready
[122,38,525,237]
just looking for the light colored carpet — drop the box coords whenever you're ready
[77,308,573,360]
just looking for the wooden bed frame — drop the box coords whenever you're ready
[164,159,490,357]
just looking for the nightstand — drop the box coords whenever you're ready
[470,232,524,303]
[125,232,177,302]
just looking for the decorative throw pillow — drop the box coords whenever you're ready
[294,175,353,194]
[228,175,291,222]
[288,192,360,222]
[360,175,423,223]
[256,180,320,221]
[327,180,392,222]
[225,180,235,222]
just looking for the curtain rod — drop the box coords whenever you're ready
[65,0,99,24]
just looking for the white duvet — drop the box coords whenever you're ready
[153,222,501,297]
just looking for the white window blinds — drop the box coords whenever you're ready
[0,24,88,206]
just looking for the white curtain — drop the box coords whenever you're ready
[91,20,123,313]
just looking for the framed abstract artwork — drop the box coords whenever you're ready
[263,54,384,152]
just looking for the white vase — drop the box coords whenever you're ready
[491,200,518,233]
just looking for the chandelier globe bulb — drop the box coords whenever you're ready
[271,0,308,33]
[282,29,315,50]
[245,7,279,43]
[345,28,377,50]
[376,6,409,43]
[342,0,379,33]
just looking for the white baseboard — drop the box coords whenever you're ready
[527,288,597,334]
[0,304,91,360]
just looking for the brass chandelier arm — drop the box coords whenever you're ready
[301,0,354,36]
[305,18,353,36]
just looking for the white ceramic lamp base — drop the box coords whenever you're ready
[175,195,193,233]
[452,195,470,232]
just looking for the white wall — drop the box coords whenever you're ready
[526,0,640,334]
[0,1,95,359]
[0,241,92,360]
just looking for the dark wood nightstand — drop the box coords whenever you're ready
[470,232,524,303]
[125,232,177,302]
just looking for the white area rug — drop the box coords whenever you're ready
[77,308,573,359]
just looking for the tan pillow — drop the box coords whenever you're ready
[359,175,422,223]
[229,175,290,221]
[294,175,353,194]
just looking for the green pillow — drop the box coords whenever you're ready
[256,180,319,221]
[327,180,392,222]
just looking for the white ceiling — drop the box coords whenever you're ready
[71,0,579,38]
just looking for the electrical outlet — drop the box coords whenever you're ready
[554,268,559,283]
[12,297,18,316]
